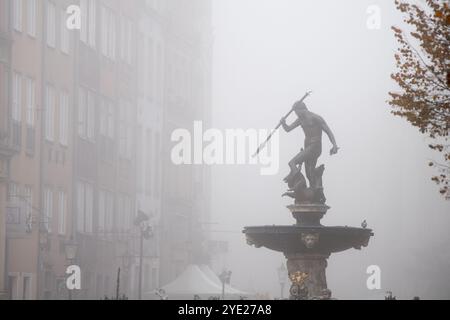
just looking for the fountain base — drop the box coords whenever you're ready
[243,204,373,299]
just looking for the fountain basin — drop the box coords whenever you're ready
[243,225,373,255]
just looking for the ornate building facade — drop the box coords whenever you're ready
[0,0,213,299]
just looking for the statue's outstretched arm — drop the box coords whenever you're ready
[319,117,339,155]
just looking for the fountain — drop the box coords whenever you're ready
[244,94,373,299]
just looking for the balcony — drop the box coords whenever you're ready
[9,120,21,150]
[25,126,35,155]
[0,29,11,65]
[5,205,32,239]
[0,130,14,181]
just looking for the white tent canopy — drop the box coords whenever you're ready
[146,264,250,300]
[199,265,250,296]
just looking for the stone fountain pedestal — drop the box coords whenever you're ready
[243,203,373,300]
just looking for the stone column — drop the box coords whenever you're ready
[285,253,331,299]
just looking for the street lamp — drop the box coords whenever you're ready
[134,210,153,300]
[277,263,288,299]
[64,239,78,262]
[219,270,232,300]
[64,238,78,300]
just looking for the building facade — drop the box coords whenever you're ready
[6,0,44,300]
[0,0,212,300]
[0,0,14,300]
[160,0,213,285]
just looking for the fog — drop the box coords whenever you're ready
[210,0,450,299]
[1,0,448,301]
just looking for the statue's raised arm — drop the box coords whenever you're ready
[280,117,301,133]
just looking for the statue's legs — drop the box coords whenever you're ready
[285,150,307,182]
[286,144,321,185]
[305,157,319,188]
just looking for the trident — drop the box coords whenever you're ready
[253,91,312,157]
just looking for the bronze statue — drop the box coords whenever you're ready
[280,100,339,204]
[245,97,373,300]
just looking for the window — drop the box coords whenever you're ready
[12,72,22,122]
[101,7,107,56]
[80,0,96,48]
[119,103,126,157]
[85,183,93,234]
[8,275,19,300]
[88,0,96,47]
[99,100,107,136]
[116,195,132,231]
[27,0,36,37]
[147,38,154,100]
[25,78,36,155]
[13,0,23,32]
[116,195,123,231]
[101,6,116,60]
[121,196,128,231]
[60,9,69,53]
[80,0,87,42]
[24,186,33,231]
[154,132,161,198]
[76,183,84,232]
[43,188,53,233]
[45,85,55,142]
[78,88,95,141]
[108,10,116,60]
[145,129,153,196]
[59,92,69,146]
[25,77,35,127]
[46,2,56,48]
[98,190,105,231]
[120,17,133,65]
[119,101,133,159]
[22,275,32,300]
[78,88,86,137]
[8,182,19,203]
[107,103,114,139]
[100,99,114,138]
[87,91,95,140]
[77,181,93,234]
[97,190,113,234]
[58,191,67,235]
[156,44,163,103]
[106,193,113,232]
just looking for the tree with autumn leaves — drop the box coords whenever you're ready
[390,0,449,198]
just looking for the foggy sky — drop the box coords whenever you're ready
[210,0,450,299]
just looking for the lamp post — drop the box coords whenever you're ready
[219,270,232,300]
[134,210,153,300]
[64,238,78,300]
[277,263,288,299]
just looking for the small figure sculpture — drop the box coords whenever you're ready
[280,100,339,204]
[289,271,309,300]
